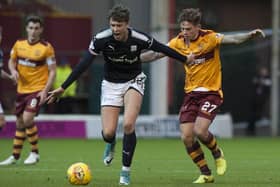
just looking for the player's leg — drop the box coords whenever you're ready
[0,115,26,165]
[0,114,4,132]
[195,117,227,176]
[180,122,214,183]
[21,93,42,165]
[195,93,227,176]
[179,92,213,183]
[22,111,40,164]
[0,103,5,131]
[119,88,143,185]
[0,94,28,166]
[101,106,120,166]
[100,79,123,166]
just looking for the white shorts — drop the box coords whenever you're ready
[101,72,147,107]
[0,103,3,114]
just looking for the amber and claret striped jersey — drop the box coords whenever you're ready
[10,39,55,93]
[169,29,224,97]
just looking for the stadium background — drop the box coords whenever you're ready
[0,0,276,135]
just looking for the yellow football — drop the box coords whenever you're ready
[67,162,92,185]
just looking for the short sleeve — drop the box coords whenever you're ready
[10,42,18,60]
[46,42,55,58]
[168,38,177,49]
[88,37,102,54]
[212,32,224,46]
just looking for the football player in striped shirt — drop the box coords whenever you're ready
[141,8,265,183]
[0,15,56,166]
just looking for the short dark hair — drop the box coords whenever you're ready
[178,8,202,25]
[25,15,44,27]
[108,4,130,22]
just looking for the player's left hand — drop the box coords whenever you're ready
[249,29,266,39]
[37,90,48,106]
[46,87,65,104]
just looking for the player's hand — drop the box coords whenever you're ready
[37,90,48,106]
[8,74,13,81]
[186,53,195,65]
[10,70,19,84]
[46,87,65,104]
[249,29,266,39]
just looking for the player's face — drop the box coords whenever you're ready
[109,18,129,41]
[26,22,43,44]
[180,21,200,41]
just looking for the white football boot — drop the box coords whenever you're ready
[0,155,17,166]
[24,152,40,165]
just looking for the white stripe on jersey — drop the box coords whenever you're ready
[18,59,37,67]
[95,29,112,39]
[131,30,150,42]
[46,57,55,65]
[131,30,153,48]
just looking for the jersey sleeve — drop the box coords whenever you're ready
[168,38,177,49]
[46,43,56,65]
[88,36,102,55]
[46,43,55,58]
[211,32,224,46]
[10,41,18,60]
[130,29,153,49]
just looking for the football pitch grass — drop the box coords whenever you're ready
[0,137,279,187]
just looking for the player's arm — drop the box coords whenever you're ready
[38,59,57,105]
[222,29,265,44]
[61,50,96,90]
[140,50,166,63]
[0,69,12,80]
[149,39,194,64]
[8,58,19,83]
[47,50,96,104]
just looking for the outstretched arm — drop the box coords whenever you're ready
[140,51,165,63]
[222,29,265,44]
[47,50,96,104]
[61,50,95,90]
[147,39,194,64]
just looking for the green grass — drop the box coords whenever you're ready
[0,138,279,187]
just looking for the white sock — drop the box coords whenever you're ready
[122,166,130,172]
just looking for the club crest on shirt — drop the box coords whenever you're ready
[130,45,137,52]
[34,50,41,57]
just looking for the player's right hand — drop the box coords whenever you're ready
[10,70,19,84]
[46,87,65,104]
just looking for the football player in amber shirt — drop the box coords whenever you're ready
[0,15,56,166]
[141,8,265,184]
